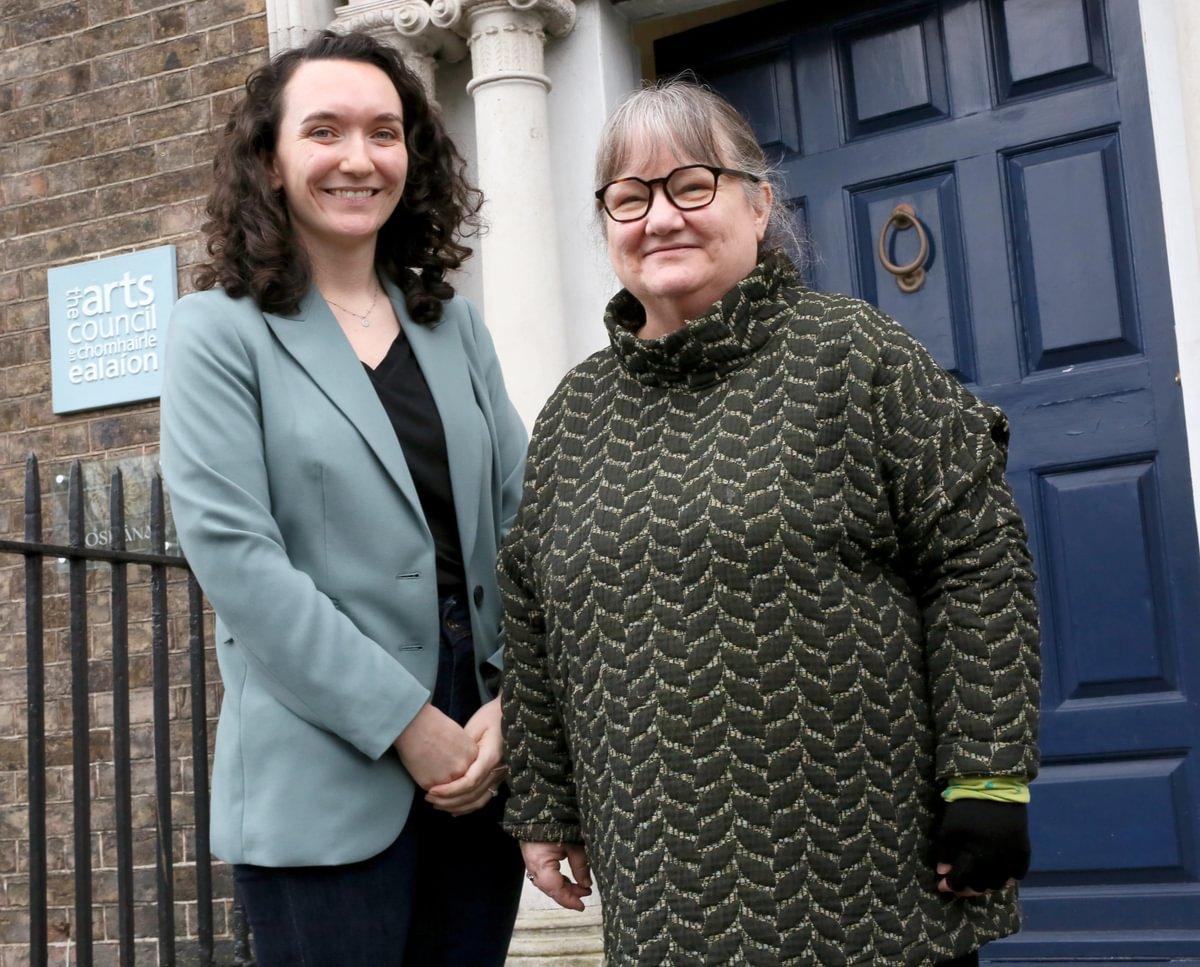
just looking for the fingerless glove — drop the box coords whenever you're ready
[933,799,1031,892]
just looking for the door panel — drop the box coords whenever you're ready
[1033,756,1190,876]
[988,0,1109,102]
[658,0,1200,959]
[835,5,949,138]
[1038,462,1174,696]
[710,49,801,158]
[1005,132,1140,371]
[848,170,975,381]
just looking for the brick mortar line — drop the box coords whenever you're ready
[1,58,265,124]
[1,71,256,129]
[4,87,227,147]
[3,208,206,254]
[0,304,50,320]
[1,6,262,61]
[77,225,207,255]
[2,127,226,192]
[2,157,212,219]
[5,167,212,217]
[1,59,253,130]
[0,230,208,288]
[4,0,189,35]
[1,29,267,108]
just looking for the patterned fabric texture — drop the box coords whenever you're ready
[499,253,1041,965]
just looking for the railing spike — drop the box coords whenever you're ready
[24,453,46,965]
[188,573,213,965]
[67,459,92,966]
[68,461,84,548]
[24,455,41,542]
[149,468,176,964]
[109,467,134,967]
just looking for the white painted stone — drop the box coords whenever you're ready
[1140,0,1200,548]
[330,0,468,98]
[267,0,339,54]
[454,0,577,426]
[506,906,604,965]
[544,0,641,364]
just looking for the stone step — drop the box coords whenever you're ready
[506,906,604,965]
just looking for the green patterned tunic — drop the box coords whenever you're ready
[499,254,1040,965]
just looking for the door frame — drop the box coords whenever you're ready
[1139,0,1200,553]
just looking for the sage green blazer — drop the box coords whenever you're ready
[159,278,527,867]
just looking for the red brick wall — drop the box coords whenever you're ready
[0,0,269,960]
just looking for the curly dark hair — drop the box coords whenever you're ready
[194,30,482,325]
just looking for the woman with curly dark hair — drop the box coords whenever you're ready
[159,30,528,966]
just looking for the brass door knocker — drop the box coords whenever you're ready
[877,203,929,293]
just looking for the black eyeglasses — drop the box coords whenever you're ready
[595,164,762,222]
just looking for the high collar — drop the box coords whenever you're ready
[604,251,801,390]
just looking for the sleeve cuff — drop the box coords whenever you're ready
[942,775,1031,804]
[502,821,585,844]
[364,688,431,762]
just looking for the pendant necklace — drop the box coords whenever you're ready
[323,278,381,328]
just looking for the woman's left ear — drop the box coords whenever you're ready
[754,182,774,242]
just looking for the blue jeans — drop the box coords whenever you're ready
[233,594,523,966]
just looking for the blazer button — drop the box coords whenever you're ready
[473,585,484,607]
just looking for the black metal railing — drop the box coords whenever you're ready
[0,455,253,966]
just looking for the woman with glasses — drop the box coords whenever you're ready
[498,79,1040,966]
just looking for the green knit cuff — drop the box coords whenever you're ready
[503,822,585,845]
[942,775,1030,804]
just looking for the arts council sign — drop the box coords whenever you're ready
[47,246,177,413]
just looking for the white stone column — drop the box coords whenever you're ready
[432,0,575,425]
[268,0,340,54]
[331,0,468,99]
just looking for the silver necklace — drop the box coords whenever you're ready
[323,279,381,328]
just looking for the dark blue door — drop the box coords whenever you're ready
[658,0,1200,960]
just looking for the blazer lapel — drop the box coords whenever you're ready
[389,280,484,561]
[263,288,429,538]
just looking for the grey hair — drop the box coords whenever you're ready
[594,76,808,265]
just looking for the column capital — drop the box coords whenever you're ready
[431,0,576,40]
[331,0,468,96]
[434,0,575,95]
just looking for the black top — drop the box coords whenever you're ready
[363,331,465,594]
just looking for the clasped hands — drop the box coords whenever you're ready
[393,696,507,817]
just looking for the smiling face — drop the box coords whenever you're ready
[604,145,772,333]
[268,58,408,261]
